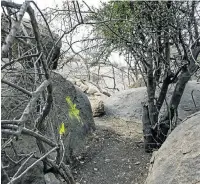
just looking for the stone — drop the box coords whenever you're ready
[86,87,99,95]
[104,81,200,122]
[94,168,98,171]
[1,72,95,183]
[44,173,61,184]
[134,162,140,165]
[79,84,89,92]
[90,98,105,117]
[76,81,82,86]
[104,87,146,121]
[145,111,200,184]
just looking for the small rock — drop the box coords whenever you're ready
[78,156,82,159]
[94,168,98,171]
[105,159,110,162]
[134,161,140,165]
[44,173,61,184]
[79,84,89,92]
[87,87,98,95]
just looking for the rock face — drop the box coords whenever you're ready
[1,72,95,183]
[104,81,200,121]
[145,111,200,184]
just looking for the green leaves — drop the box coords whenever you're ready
[66,96,81,122]
[59,122,66,135]
[92,1,133,47]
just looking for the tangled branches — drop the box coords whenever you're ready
[1,1,80,183]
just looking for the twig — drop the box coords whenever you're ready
[2,125,57,147]
[1,164,11,183]
[12,152,35,179]
[18,80,50,126]
[1,120,21,125]
[8,147,58,184]
[1,79,32,97]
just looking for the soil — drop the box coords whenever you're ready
[72,116,152,184]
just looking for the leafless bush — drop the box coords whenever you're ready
[0,1,88,183]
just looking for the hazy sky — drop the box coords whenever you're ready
[13,0,105,9]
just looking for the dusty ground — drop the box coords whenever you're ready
[72,116,152,184]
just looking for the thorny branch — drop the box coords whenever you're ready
[1,1,79,183]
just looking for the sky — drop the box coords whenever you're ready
[13,0,105,9]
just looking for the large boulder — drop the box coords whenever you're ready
[104,81,200,121]
[1,15,61,69]
[145,111,200,184]
[104,87,146,121]
[1,72,95,183]
[47,73,95,155]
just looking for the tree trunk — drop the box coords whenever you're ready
[142,104,156,152]
[143,46,200,152]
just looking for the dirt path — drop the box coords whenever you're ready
[72,116,151,184]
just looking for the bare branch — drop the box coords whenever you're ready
[8,147,58,184]
[1,1,29,58]
[1,79,32,97]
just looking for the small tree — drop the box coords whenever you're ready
[88,1,200,152]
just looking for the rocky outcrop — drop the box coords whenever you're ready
[104,81,200,122]
[72,78,111,97]
[145,111,200,184]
